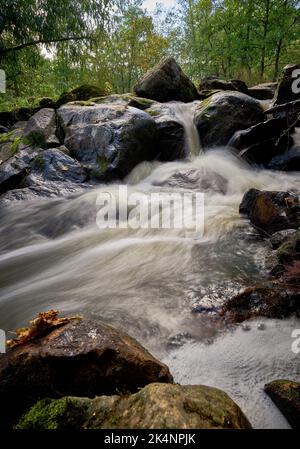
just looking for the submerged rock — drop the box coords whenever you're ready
[194,91,264,149]
[134,57,199,103]
[239,189,300,236]
[265,380,300,429]
[0,317,172,428]
[16,383,252,429]
[57,103,158,180]
[223,285,300,322]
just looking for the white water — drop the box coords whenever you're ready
[0,105,300,428]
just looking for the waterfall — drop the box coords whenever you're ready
[165,101,202,158]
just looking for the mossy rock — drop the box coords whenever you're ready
[56,85,108,108]
[16,384,252,429]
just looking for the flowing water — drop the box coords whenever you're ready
[0,102,299,428]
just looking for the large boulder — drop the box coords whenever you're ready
[0,316,173,428]
[16,383,252,429]
[194,91,264,149]
[239,189,300,235]
[57,103,158,180]
[23,108,59,148]
[134,57,199,103]
[228,117,292,166]
[265,380,300,429]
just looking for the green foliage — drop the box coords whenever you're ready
[172,0,300,83]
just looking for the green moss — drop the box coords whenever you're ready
[10,136,23,154]
[0,130,14,144]
[23,131,47,148]
[15,398,88,430]
[148,109,159,117]
[96,155,109,172]
[68,100,95,107]
[33,154,46,170]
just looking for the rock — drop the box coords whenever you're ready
[0,317,172,428]
[0,146,40,194]
[239,188,261,216]
[55,85,107,108]
[248,83,277,100]
[265,380,300,429]
[194,91,264,149]
[239,189,300,235]
[16,383,252,429]
[276,230,300,263]
[146,102,187,160]
[199,76,248,94]
[28,148,87,183]
[153,167,228,194]
[273,64,300,107]
[57,103,158,180]
[0,106,39,128]
[270,229,297,249]
[229,117,291,166]
[39,97,56,108]
[23,108,59,148]
[268,146,300,171]
[134,57,199,103]
[223,285,300,322]
[0,125,8,134]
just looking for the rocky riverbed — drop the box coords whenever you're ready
[0,57,299,429]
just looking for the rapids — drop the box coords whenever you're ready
[0,102,299,428]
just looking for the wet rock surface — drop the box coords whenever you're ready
[194,91,264,149]
[265,380,300,429]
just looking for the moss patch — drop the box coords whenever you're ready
[15,397,88,430]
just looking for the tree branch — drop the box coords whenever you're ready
[0,35,90,56]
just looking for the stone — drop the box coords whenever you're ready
[134,57,199,103]
[265,380,300,429]
[0,317,172,428]
[223,285,300,322]
[57,103,158,180]
[229,117,291,166]
[55,85,107,108]
[23,108,59,148]
[16,383,252,429]
[239,189,300,235]
[273,64,300,107]
[199,76,248,94]
[194,91,264,149]
[248,82,277,100]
